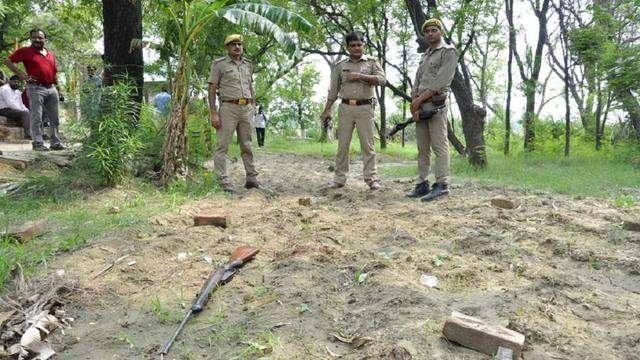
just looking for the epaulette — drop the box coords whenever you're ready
[213,56,227,64]
[333,58,348,67]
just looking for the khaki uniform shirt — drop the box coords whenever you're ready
[412,41,459,98]
[327,55,386,101]
[208,56,253,100]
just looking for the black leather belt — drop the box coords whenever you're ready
[341,98,373,106]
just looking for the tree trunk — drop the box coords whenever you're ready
[404,0,486,166]
[377,86,387,148]
[509,0,550,151]
[102,0,144,110]
[297,101,305,138]
[505,0,514,156]
[161,60,189,180]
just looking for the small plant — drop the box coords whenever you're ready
[513,263,526,278]
[431,253,450,267]
[423,320,433,336]
[614,195,636,208]
[354,270,368,284]
[239,332,278,358]
[255,284,270,298]
[116,331,135,348]
[149,296,180,324]
[298,303,310,314]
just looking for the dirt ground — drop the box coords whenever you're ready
[11,151,640,359]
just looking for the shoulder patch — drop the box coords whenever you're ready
[333,58,348,67]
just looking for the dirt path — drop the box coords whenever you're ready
[33,152,640,359]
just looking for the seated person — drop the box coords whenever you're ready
[0,75,30,138]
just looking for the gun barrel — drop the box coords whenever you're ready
[159,309,193,355]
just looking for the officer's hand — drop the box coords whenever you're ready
[211,112,221,129]
[344,73,362,82]
[320,112,331,125]
[412,110,421,121]
[411,98,422,112]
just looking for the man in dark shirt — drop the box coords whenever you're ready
[4,28,65,151]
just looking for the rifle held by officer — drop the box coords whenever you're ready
[159,245,259,358]
[386,104,446,139]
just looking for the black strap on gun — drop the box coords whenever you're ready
[159,246,259,359]
[386,105,446,138]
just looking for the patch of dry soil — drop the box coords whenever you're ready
[31,152,640,359]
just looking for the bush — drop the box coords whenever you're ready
[78,82,142,186]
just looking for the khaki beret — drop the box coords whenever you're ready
[421,19,444,34]
[224,34,244,45]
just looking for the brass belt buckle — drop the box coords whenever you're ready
[349,99,357,106]
[238,98,247,105]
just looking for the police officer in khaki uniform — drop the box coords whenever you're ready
[407,19,459,201]
[320,31,386,190]
[208,34,259,193]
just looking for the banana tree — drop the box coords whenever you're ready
[158,0,312,180]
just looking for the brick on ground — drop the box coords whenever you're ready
[442,311,524,360]
[193,215,228,228]
[4,220,48,243]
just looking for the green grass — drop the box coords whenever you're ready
[0,168,222,290]
[265,134,418,159]
[263,134,639,201]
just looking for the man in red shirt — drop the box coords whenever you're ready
[4,28,64,151]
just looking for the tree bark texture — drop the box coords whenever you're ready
[102,0,144,108]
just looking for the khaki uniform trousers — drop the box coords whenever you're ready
[416,107,450,184]
[334,103,377,185]
[214,103,258,183]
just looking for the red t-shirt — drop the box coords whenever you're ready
[8,46,58,85]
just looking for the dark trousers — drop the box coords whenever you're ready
[256,127,265,147]
[0,107,31,138]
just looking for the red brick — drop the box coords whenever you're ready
[6,220,48,243]
[193,215,228,228]
[442,312,524,359]
[623,220,640,232]
[298,197,312,206]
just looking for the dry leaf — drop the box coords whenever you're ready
[332,333,374,349]
[17,311,71,360]
[351,335,373,349]
[332,333,352,344]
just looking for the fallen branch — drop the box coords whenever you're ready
[91,255,130,280]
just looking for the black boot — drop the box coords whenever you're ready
[406,181,430,198]
[420,183,450,202]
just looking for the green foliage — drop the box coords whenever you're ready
[79,82,142,186]
[267,63,323,136]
